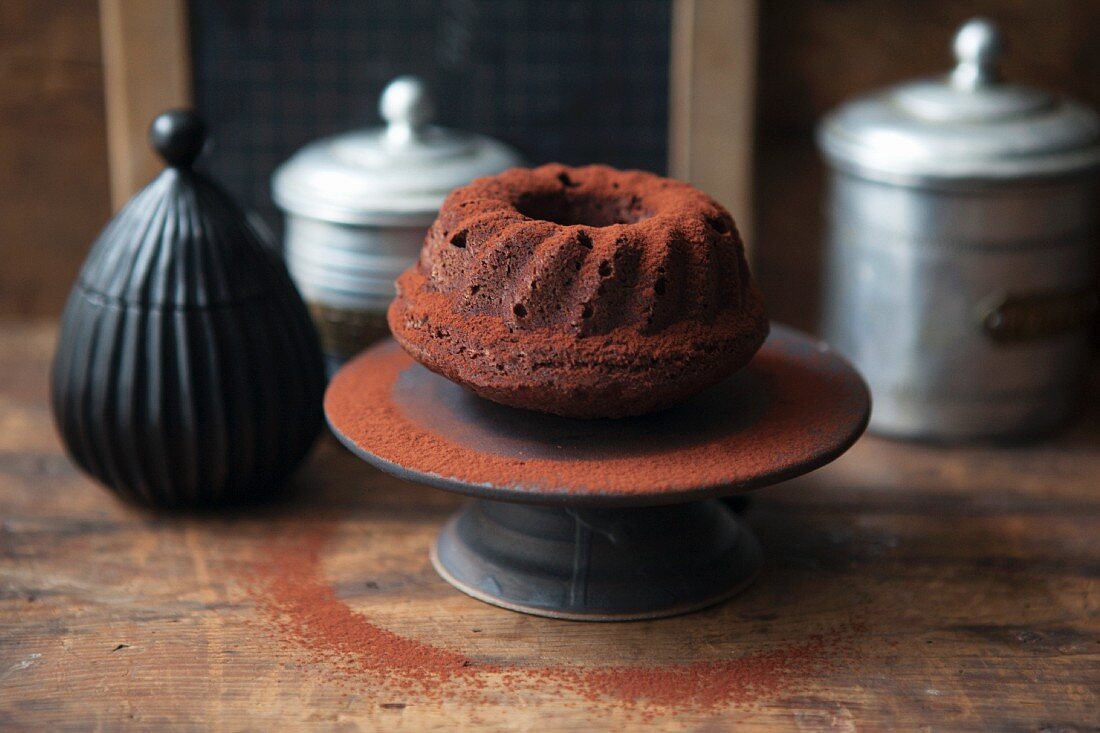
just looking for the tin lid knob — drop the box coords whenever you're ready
[951,18,1004,90]
[272,74,522,226]
[380,76,435,148]
[150,109,207,168]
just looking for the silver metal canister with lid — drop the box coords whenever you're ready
[817,18,1100,442]
[273,76,522,371]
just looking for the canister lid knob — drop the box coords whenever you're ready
[380,76,435,148]
[951,18,1004,90]
[272,74,521,226]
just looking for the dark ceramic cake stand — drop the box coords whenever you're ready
[325,324,870,621]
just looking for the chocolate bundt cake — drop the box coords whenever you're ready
[388,163,768,418]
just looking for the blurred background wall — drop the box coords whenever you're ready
[0,1,111,316]
[191,0,671,229]
[3,0,1098,331]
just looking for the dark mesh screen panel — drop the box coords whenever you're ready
[190,0,671,229]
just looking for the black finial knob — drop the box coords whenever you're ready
[150,109,208,168]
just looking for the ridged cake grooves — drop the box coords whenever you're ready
[416,164,748,337]
[389,163,769,418]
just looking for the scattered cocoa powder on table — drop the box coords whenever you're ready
[248,523,474,689]
[244,522,857,711]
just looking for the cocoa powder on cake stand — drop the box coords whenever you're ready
[324,323,869,621]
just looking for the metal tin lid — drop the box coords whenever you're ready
[817,18,1100,184]
[273,76,522,226]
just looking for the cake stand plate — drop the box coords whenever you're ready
[325,325,870,620]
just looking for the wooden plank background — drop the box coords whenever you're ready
[669,0,758,247]
[5,1,1100,324]
[0,0,110,317]
[99,0,191,211]
[1,324,1097,730]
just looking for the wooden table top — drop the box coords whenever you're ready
[1,321,1097,731]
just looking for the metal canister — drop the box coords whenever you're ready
[817,18,1100,442]
[273,76,521,372]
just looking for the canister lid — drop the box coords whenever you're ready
[817,18,1100,183]
[273,76,522,226]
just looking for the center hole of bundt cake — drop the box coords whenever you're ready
[515,191,650,228]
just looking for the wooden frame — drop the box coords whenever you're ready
[99,0,192,210]
[669,0,759,248]
[99,0,758,235]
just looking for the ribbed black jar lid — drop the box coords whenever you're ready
[78,110,290,308]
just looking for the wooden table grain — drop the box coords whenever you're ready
[1,321,1097,731]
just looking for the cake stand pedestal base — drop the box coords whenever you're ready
[431,499,762,621]
[324,325,870,621]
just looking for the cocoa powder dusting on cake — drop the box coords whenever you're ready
[244,523,858,712]
[387,163,769,418]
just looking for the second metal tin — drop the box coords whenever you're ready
[273,76,522,372]
[817,19,1100,441]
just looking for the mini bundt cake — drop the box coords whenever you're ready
[388,163,768,418]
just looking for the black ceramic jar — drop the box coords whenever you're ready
[51,110,326,509]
